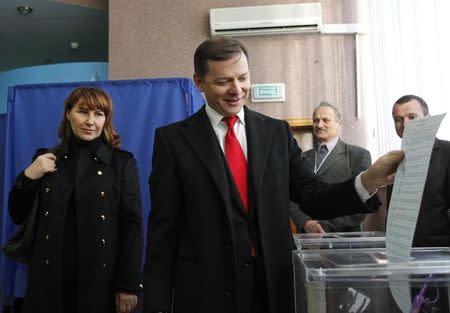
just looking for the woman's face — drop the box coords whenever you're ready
[67,101,106,141]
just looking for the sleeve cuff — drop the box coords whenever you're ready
[16,171,40,189]
[115,282,143,296]
[355,172,377,202]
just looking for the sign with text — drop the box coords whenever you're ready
[251,83,285,102]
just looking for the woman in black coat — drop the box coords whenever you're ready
[8,87,143,313]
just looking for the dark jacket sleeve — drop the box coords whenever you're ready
[290,150,316,230]
[287,127,380,220]
[316,147,372,232]
[115,156,144,294]
[8,148,48,224]
[144,128,181,312]
[8,172,40,224]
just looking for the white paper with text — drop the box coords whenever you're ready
[386,113,446,312]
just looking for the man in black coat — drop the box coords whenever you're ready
[388,95,450,247]
[143,35,404,313]
[291,102,371,233]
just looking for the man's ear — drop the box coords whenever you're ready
[193,73,204,92]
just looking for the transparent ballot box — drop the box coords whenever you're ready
[293,231,386,251]
[293,247,450,313]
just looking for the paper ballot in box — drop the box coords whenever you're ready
[293,247,450,313]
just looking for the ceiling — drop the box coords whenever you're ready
[0,0,108,72]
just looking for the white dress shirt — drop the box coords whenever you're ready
[205,104,247,160]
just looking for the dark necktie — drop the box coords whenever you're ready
[223,115,248,212]
[316,144,328,169]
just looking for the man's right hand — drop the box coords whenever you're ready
[303,220,326,233]
[361,150,405,194]
[24,153,57,180]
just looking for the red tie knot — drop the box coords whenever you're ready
[223,115,239,129]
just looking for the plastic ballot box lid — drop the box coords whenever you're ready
[293,231,386,251]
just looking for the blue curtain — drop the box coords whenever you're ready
[0,78,204,308]
[0,115,6,286]
[0,115,6,212]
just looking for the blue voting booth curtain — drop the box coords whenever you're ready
[0,78,204,308]
[0,115,6,281]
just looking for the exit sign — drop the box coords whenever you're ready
[251,83,285,102]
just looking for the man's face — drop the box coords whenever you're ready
[193,52,250,117]
[392,100,427,138]
[312,106,341,143]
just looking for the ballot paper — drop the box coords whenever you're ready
[386,113,446,312]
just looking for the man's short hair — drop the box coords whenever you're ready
[194,35,248,79]
[313,101,342,122]
[393,95,429,115]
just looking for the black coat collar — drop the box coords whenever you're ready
[55,138,113,165]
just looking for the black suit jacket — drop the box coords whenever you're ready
[144,106,379,313]
[386,139,450,247]
[291,139,371,232]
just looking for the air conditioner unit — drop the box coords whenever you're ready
[210,3,322,37]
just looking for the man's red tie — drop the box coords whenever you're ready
[223,115,248,212]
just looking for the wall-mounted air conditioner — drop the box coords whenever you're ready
[210,3,322,37]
